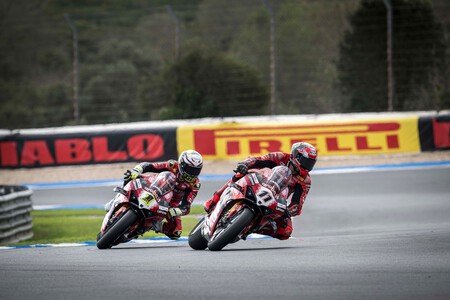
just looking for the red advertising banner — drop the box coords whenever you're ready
[0,128,178,169]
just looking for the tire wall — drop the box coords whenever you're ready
[0,186,33,244]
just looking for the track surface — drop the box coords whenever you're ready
[1,167,450,300]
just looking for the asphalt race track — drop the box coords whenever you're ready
[1,166,450,300]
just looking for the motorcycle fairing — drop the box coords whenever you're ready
[202,180,256,240]
[100,172,174,236]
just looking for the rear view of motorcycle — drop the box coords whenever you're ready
[96,172,176,249]
[188,166,292,251]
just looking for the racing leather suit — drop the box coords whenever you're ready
[205,152,311,240]
[135,160,201,239]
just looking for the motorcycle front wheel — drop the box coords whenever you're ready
[96,209,138,249]
[207,207,254,251]
[188,217,208,250]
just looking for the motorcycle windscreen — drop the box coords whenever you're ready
[266,166,292,194]
[149,171,176,197]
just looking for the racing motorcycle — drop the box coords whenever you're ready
[96,171,176,249]
[188,166,292,251]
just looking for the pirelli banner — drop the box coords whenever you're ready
[177,117,425,160]
[0,127,178,169]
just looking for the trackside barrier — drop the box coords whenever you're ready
[0,186,33,244]
[0,112,449,169]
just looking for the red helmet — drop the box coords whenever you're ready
[290,142,317,172]
[178,150,203,182]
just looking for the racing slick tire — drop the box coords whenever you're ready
[96,209,138,249]
[188,217,208,250]
[207,207,254,251]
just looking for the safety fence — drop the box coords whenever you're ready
[0,112,449,169]
[0,185,33,244]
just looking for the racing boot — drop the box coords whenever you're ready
[258,220,278,237]
[204,172,248,213]
[204,180,233,213]
[204,172,249,213]
[203,193,220,213]
[162,216,182,240]
[272,217,293,240]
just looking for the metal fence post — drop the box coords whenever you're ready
[64,14,80,124]
[263,0,277,115]
[382,0,394,111]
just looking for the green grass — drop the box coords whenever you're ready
[4,206,205,246]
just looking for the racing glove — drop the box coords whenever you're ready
[123,165,144,181]
[235,162,249,175]
[288,204,300,216]
[168,207,182,218]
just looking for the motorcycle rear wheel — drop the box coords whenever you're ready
[96,209,138,249]
[207,207,254,251]
[188,217,208,250]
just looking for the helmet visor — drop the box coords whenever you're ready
[184,164,202,177]
[180,163,202,182]
[298,155,316,171]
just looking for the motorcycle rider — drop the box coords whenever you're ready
[104,149,203,240]
[203,142,317,240]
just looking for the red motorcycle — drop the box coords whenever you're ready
[188,166,292,251]
[96,172,176,249]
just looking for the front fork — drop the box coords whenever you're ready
[100,204,131,234]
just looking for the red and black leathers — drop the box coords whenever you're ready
[205,152,312,239]
[135,160,201,239]
[240,152,311,217]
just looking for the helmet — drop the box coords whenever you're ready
[290,142,317,172]
[266,166,292,194]
[178,150,203,183]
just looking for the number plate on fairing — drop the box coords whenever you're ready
[137,192,158,210]
[255,186,276,206]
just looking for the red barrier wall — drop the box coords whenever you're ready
[0,127,178,169]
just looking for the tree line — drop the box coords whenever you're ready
[0,0,448,129]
